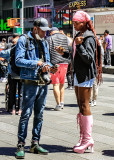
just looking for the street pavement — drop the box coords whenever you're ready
[0,73,114,160]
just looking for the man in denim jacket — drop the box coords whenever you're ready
[15,18,56,159]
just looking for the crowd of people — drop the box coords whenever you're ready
[0,10,113,158]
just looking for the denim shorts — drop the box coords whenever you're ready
[74,73,95,88]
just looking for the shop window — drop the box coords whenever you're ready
[3,10,13,20]
[24,7,34,19]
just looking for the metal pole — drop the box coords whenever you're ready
[50,0,54,27]
[20,0,24,34]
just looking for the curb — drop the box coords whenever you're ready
[102,66,114,74]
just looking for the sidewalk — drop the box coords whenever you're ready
[102,66,114,74]
[0,73,114,160]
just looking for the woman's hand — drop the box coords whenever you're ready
[75,36,84,45]
[55,46,65,55]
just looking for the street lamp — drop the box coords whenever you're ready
[20,0,24,34]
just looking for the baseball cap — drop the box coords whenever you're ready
[50,27,59,32]
[33,18,50,31]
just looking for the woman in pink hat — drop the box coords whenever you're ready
[56,10,102,154]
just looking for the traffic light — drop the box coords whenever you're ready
[13,0,22,9]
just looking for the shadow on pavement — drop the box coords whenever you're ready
[102,113,114,116]
[102,150,114,157]
[45,107,54,111]
[0,147,16,156]
[41,144,73,153]
[45,104,78,111]
[0,93,5,96]
[64,104,78,107]
[0,108,10,115]
[25,144,73,153]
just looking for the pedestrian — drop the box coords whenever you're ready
[99,35,104,66]
[0,57,7,82]
[47,27,70,111]
[89,35,105,107]
[90,78,99,107]
[15,18,57,159]
[9,34,22,115]
[55,10,102,153]
[66,33,74,90]
[104,30,112,66]
[0,38,7,49]
[0,34,23,115]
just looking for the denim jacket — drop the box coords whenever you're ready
[15,31,52,80]
[0,48,11,74]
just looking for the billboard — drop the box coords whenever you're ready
[95,14,114,34]
[54,0,114,10]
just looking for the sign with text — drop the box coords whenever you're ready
[54,0,114,9]
[0,19,11,31]
[69,0,86,9]
[95,14,114,34]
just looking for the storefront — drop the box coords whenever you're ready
[0,17,13,42]
[53,0,114,35]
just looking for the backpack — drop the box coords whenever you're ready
[9,34,30,78]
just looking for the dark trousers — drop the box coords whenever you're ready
[66,63,73,87]
[8,74,22,111]
[104,49,111,65]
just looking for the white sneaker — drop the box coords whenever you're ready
[91,101,94,107]
[93,100,96,106]
[54,105,63,111]
[60,102,64,109]
[91,100,96,107]
[1,78,7,83]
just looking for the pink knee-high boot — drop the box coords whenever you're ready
[73,115,94,154]
[73,113,83,148]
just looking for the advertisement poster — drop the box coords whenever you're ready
[54,0,114,9]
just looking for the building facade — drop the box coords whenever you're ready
[0,0,51,40]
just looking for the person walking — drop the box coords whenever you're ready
[99,35,104,66]
[90,78,99,107]
[15,18,57,159]
[47,27,70,111]
[104,30,112,66]
[0,34,23,115]
[55,11,102,153]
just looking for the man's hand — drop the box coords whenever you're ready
[37,61,43,66]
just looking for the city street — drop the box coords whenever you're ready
[0,73,114,160]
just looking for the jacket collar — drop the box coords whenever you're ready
[27,31,34,39]
[82,29,95,39]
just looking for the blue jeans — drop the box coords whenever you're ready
[18,83,48,143]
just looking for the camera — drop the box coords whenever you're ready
[37,63,52,85]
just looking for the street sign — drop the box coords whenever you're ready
[13,28,22,35]
[15,22,20,27]
[7,18,20,28]
[13,0,22,9]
